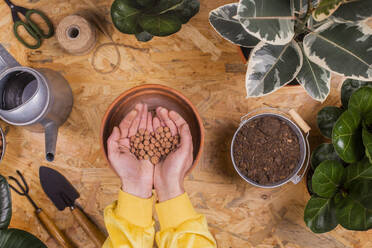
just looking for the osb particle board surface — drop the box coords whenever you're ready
[0,0,371,247]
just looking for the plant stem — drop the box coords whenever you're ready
[296,0,315,35]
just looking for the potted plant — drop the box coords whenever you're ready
[111,0,200,42]
[209,0,372,102]
[0,175,47,248]
[304,79,372,233]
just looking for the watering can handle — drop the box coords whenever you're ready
[0,44,20,74]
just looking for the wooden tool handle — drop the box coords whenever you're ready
[289,109,311,133]
[37,210,75,248]
[71,207,106,247]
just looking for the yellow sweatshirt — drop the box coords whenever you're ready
[103,191,217,248]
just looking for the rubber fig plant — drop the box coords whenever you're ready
[209,0,372,102]
[0,175,47,248]
[111,0,200,42]
[305,80,372,233]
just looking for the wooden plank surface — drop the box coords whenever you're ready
[0,0,371,247]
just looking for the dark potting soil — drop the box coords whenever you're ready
[233,116,301,185]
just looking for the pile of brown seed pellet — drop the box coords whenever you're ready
[130,127,180,165]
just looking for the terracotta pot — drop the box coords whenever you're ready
[100,84,204,172]
[237,46,301,87]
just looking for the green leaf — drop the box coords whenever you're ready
[317,106,344,139]
[332,110,363,163]
[341,79,372,109]
[0,229,47,248]
[245,40,303,97]
[349,87,372,122]
[135,31,153,42]
[237,0,295,45]
[362,126,372,164]
[312,0,344,21]
[0,175,11,230]
[111,0,143,34]
[139,13,182,36]
[150,0,183,14]
[297,44,331,102]
[311,143,344,170]
[135,0,156,7]
[171,0,199,24]
[348,179,372,210]
[344,157,372,187]
[304,196,338,233]
[303,22,372,81]
[333,0,372,23]
[209,3,260,48]
[312,160,344,198]
[336,194,372,231]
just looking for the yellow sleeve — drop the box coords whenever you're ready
[155,193,217,248]
[103,190,155,248]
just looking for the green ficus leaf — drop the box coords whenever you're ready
[304,196,338,233]
[0,175,11,230]
[0,229,47,248]
[171,0,200,24]
[150,0,183,14]
[362,126,372,164]
[139,13,182,36]
[312,160,344,198]
[135,31,153,42]
[332,110,364,163]
[336,194,372,231]
[111,0,199,41]
[348,179,372,210]
[344,157,372,187]
[341,79,372,109]
[317,106,343,139]
[111,0,143,34]
[311,143,344,170]
[135,0,156,7]
[349,87,372,122]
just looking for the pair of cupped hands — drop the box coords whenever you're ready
[107,103,193,202]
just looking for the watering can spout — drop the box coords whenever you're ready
[45,122,58,162]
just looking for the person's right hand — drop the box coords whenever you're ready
[153,107,194,202]
[107,103,154,199]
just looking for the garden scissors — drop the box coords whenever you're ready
[4,0,54,49]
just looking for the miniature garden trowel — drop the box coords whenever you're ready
[39,166,106,247]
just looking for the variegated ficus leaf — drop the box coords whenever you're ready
[304,22,372,81]
[332,0,372,23]
[312,0,344,22]
[297,44,331,102]
[245,40,303,97]
[209,3,260,48]
[237,0,295,45]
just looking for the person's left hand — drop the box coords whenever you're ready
[107,103,154,198]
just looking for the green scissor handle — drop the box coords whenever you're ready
[13,20,42,49]
[26,9,54,39]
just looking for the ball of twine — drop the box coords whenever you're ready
[56,15,97,55]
